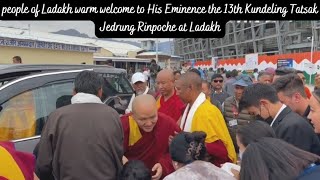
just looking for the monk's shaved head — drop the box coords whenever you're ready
[132,94,157,114]
[179,72,202,91]
[157,69,175,81]
[156,69,175,97]
[132,94,158,132]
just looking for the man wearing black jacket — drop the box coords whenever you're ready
[273,74,311,121]
[239,83,320,155]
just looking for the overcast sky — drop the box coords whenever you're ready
[0,20,169,42]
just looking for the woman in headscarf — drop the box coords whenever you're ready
[164,131,235,180]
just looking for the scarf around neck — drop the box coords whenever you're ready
[71,93,103,104]
[180,92,206,132]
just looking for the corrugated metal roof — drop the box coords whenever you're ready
[137,51,182,59]
[94,56,151,63]
[93,41,143,56]
[137,51,170,56]
[0,26,143,56]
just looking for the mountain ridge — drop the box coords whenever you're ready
[51,29,173,54]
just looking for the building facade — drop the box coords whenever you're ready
[174,21,320,61]
[0,27,100,64]
[0,26,144,65]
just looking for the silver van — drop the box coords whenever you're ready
[0,64,133,153]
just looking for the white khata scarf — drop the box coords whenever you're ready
[180,92,206,132]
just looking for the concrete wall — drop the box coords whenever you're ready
[128,51,138,58]
[0,46,94,64]
[94,48,113,57]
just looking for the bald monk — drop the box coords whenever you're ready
[121,94,181,179]
[156,69,185,123]
[175,72,237,167]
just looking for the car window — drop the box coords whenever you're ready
[0,71,131,141]
[100,73,133,95]
[0,81,73,141]
[0,71,43,87]
[42,81,74,115]
[32,81,74,137]
[0,90,37,141]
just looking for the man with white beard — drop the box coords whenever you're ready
[125,72,156,114]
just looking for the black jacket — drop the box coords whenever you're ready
[302,106,311,121]
[272,106,320,155]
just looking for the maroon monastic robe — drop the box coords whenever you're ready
[121,112,181,178]
[157,91,186,122]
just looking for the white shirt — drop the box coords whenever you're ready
[270,104,287,127]
[253,72,259,81]
[125,87,150,114]
[143,70,150,80]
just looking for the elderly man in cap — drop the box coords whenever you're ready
[222,74,256,153]
[126,72,156,114]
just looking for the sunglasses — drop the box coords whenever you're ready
[213,80,223,83]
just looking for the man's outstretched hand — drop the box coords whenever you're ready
[152,163,163,180]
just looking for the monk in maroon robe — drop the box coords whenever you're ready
[121,94,181,179]
[156,69,185,123]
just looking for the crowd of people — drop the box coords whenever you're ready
[3,64,320,180]
[121,65,320,180]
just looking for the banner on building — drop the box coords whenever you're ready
[277,59,293,68]
[304,62,316,74]
[0,38,99,53]
[211,57,218,68]
[245,53,258,70]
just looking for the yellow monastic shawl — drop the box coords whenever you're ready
[156,96,161,109]
[128,116,142,146]
[0,146,25,180]
[191,100,237,163]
